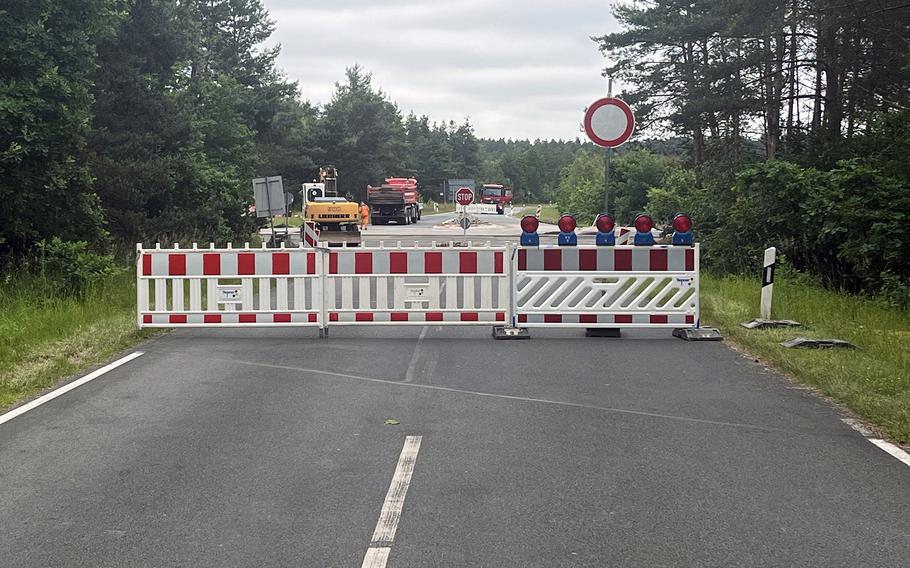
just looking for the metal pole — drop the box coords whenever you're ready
[603,148,611,215]
[603,77,613,216]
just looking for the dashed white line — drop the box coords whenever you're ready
[361,435,422,568]
[842,419,910,468]
[0,351,144,426]
[361,547,391,568]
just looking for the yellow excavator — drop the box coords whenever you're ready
[303,166,362,245]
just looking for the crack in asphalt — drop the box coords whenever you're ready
[168,352,851,438]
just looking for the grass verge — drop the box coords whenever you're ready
[424,202,456,214]
[516,205,560,225]
[0,272,156,410]
[701,273,910,444]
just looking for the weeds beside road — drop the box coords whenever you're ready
[701,273,910,445]
[0,272,154,409]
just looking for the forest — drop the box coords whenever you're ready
[1,0,909,304]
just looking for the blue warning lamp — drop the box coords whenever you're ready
[520,215,540,246]
[672,214,693,246]
[633,214,655,246]
[595,214,615,246]
[557,215,577,246]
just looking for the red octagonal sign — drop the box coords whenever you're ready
[584,97,635,148]
[455,186,474,206]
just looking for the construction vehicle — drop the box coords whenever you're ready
[479,183,513,214]
[367,177,421,225]
[303,166,362,245]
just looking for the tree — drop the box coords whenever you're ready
[319,66,406,201]
[0,0,119,254]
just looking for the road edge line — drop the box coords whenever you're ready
[843,419,910,468]
[0,351,145,427]
[868,438,910,468]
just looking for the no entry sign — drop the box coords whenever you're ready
[455,186,474,207]
[584,97,635,148]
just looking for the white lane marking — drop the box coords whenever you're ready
[371,435,421,543]
[0,351,144,426]
[404,326,429,383]
[361,435,422,568]
[869,439,910,468]
[842,419,910,468]
[360,547,390,568]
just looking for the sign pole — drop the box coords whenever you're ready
[603,77,613,216]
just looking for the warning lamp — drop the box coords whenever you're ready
[557,215,577,246]
[520,215,540,246]
[672,213,693,246]
[633,214,655,246]
[595,213,615,246]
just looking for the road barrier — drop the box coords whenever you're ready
[137,214,704,336]
[515,246,698,327]
[136,243,323,327]
[322,244,511,325]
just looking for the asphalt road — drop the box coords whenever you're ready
[2,213,908,567]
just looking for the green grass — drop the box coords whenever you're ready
[424,202,456,214]
[272,212,304,228]
[0,272,156,409]
[701,273,910,444]
[516,205,560,225]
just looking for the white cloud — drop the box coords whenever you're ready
[264,0,620,140]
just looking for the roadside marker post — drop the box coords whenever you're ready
[741,246,801,329]
[761,247,775,319]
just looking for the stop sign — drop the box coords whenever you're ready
[455,186,474,206]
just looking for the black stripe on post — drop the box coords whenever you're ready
[762,263,775,287]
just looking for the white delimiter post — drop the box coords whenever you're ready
[760,247,776,320]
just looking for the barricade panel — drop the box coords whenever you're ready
[137,244,323,328]
[323,245,511,326]
[514,245,699,328]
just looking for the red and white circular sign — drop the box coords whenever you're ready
[584,97,635,148]
[455,186,474,206]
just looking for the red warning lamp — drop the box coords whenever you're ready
[595,214,615,234]
[557,215,577,233]
[520,215,539,234]
[633,214,655,246]
[673,214,692,233]
[634,214,653,233]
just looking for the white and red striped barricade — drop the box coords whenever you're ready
[302,221,320,247]
[322,242,511,325]
[136,243,323,327]
[514,245,699,327]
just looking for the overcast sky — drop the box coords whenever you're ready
[264,0,621,141]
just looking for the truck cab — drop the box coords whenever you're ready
[480,184,513,214]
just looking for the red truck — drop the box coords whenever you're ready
[367,177,421,225]
[480,183,513,214]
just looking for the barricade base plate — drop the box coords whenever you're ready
[780,337,854,349]
[492,326,530,340]
[740,318,801,329]
[585,328,622,338]
[673,327,724,341]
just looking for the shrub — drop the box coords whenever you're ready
[36,238,123,297]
